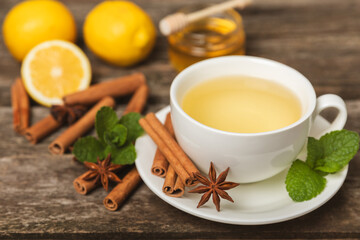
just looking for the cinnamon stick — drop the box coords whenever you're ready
[152,149,168,178]
[151,113,172,177]
[73,170,99,195]
[145,113,200,180]
[49,96,115,155]
[11,80,21,133]
[103,167,142,211]
[25,115,62,144]
[163,165,185,197]
[123,84,149,115]
[139,118,193,186]
[63,73,146,106]
[173,173,185,197]
[11,78,29,134]
[17,78,30,132]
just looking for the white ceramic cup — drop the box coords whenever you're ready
[170,56,347,183]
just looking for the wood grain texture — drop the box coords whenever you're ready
[1,0,360,106]
[0,0,360,239]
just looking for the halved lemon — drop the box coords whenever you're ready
[21,40,91,107]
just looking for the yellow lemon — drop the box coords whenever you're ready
[21,40,91,107]
[83,1,156,67]
[2,0,76,61]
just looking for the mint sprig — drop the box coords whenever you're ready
[286,129,359,202]
[73,107,144,164]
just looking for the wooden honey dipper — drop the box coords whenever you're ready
[159,0,252,36]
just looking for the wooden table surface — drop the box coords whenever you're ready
[1,0,360,239]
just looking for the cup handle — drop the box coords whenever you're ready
[310,94,347,138]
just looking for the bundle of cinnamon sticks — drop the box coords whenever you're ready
[72,76,149,211]
[11,72,149,212]
[139,112,200,198]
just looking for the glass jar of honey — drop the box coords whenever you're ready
[167,6,246,72]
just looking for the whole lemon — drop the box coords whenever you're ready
[2,0,76,62]
[83,1,156,67]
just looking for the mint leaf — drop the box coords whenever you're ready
[315,130,359,173]
[119,112,144,142]
[73,136,105,162]
[105,143,137,165]
[95,106,118,143]
[286,129,359,202]
[306,137,323,169]
[104,124,128,148]
[286,160,326,202]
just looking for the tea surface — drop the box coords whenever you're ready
[181,76,302,133]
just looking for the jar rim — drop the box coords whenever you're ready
[179,7,243,39]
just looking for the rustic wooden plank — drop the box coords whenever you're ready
[1,0,360,106]
[1,0,360,238]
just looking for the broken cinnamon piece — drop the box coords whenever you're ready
[73,170,99,195]
[163,165,185,197]
[151,113,172,177]
[145,113,200,181]
[11,78,30,134]
[123,84,149,115]
[139,117,193,186]
[73,155,125,195]
[103,167,142,211]
[25,115,62,144]
[48,96,115,155]
[63,73,146,106]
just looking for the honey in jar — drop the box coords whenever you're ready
[167,7,246,72]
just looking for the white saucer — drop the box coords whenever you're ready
[135,106,348,225]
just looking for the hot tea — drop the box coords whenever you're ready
[181,76,302,133]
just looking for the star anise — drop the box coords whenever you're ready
[83,154,123,191]
[188,162,239,212]
[50,104,87,125]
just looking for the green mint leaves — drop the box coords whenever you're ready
[73,107,144,164]
[286,160,327,202]
[286,130,359,202]
[311,130,359,173]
